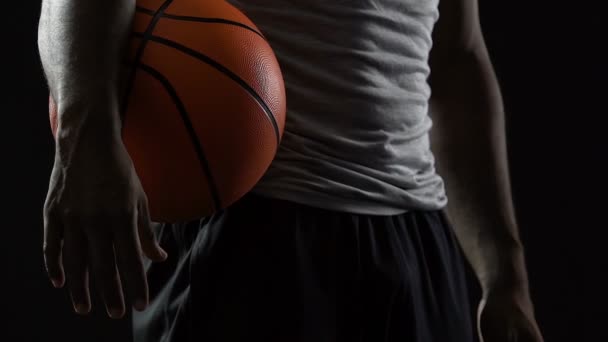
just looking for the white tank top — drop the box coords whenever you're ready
[228,0,446,215]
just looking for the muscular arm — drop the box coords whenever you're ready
[38,0,134,136]
[37,0,166,318]
[428,0,530,296]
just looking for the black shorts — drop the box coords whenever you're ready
[132,193,477,342]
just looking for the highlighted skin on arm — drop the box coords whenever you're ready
[38,0,135,140]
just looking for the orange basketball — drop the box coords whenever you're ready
[49,0,287,222]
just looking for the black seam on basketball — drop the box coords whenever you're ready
[135,6,155,15]
[135,6,265,40]
[132,32,281,146]
[136,63,223,212]
[121,0,174,125]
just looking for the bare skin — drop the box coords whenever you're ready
[37,0,543,340]
[429,0,544,341]
[38,0,167,319]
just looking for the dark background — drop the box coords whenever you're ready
[6,1,606,341]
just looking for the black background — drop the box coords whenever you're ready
[5,1,606,341]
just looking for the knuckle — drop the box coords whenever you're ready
[61,207,135,223]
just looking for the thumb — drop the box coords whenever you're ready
[137,196,168,262]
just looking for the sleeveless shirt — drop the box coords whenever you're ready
[227,0,446,215]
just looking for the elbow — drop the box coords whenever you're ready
[429,38,496,97]
[429,30,492,85]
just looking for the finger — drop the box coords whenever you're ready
[63,226,91,315]
[43,210,64,288]
[113,217,148,311]
[137,196,167,262]
[88,229,125,319]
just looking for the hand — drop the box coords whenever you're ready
[477,288,544,342]
[43,112,167,319]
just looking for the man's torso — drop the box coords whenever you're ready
[228,0,446,214]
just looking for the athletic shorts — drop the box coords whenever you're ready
[132,193,477,342]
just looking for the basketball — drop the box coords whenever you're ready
[48,0,287,222]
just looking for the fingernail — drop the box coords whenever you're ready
[74,303,89,315]
[108,308,124,319]
[51,278,62,288]
[134,299,147,311]
[160,250,168,259]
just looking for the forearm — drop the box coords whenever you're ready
[37,0,135,141]
[429,45,530,295]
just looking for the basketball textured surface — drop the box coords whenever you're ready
[49,0,287,222]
